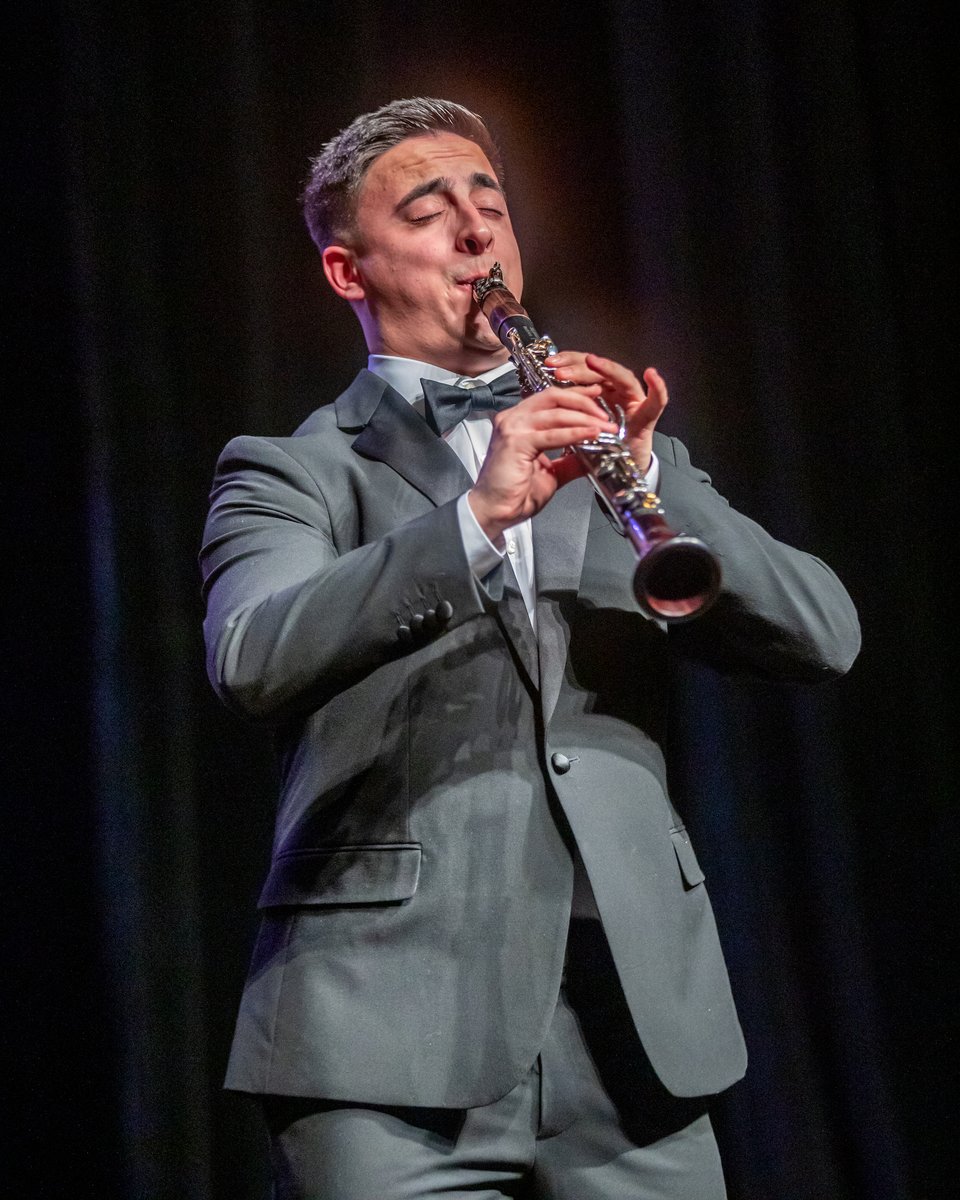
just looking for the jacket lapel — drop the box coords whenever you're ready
[338,370,473,507]
[533,476,593,724]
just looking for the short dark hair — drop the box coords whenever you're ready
[301,97,505,252]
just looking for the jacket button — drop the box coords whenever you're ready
[551,752,572,775]
[410,613,425,635]
[397,624,412,644]
[422,608,438,633]
[435,599,453,623]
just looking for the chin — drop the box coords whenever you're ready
[468,342,510,371]
[464,317,503,356]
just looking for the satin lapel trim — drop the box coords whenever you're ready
[533,477,593,725]
[349,380,473,509]
[497,559,540,690]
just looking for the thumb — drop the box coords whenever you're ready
[546,451,587,488]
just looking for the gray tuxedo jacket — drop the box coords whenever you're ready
[200,368,860,1107]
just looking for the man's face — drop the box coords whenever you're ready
[326,132,524,375]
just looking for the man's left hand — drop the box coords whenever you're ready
[545,352,669,474]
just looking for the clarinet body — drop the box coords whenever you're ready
[473,263,721,622]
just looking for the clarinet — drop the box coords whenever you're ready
[473,263,721,622]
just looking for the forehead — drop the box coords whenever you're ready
[359,132,498,206]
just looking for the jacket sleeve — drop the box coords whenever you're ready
[657,436,861,681]
[199,435,489,721]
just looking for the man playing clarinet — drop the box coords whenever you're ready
[200,97,860,1199]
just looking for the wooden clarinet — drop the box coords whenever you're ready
[473,263,721,622]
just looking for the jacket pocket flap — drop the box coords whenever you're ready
[258,843,422,908]
[670,829,706,888]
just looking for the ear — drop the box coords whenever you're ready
[322,243,365,301]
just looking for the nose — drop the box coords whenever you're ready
[455,203,493,256]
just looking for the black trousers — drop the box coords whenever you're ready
[261,921,727,1200]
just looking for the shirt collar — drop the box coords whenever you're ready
[367,354,517,405]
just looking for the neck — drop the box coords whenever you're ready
[358,315,510,377]
[370,341,510,378]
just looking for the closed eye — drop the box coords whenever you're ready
[409,208,502,224]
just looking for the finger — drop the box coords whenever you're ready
[510,408,616,437]
[510,386,607,422]
[543,351,584,367]
[544,351,605,387]
[642,367,669,410]
[583,353,645,395]
[525,426,615,452]
[553,364,605,386]
[523,382,602,404]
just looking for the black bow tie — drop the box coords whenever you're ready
[420,371,522,436]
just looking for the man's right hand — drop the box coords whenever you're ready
[467,385,616,547]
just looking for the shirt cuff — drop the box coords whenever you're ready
[645,451,660,493]
[457,492,505,580]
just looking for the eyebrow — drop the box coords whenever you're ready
[394,172,503,214]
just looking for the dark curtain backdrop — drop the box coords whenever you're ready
[7,1,955,1197]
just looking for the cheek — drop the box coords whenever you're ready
[408,270,449,308]
[371,260,426,310]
